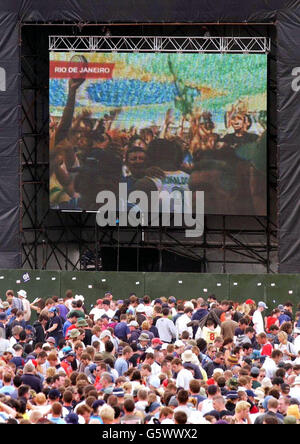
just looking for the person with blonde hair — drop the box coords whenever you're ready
[275,331,296,361]
[233,401,252,424]
[99,405,115,424]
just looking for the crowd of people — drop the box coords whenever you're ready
[0,288,300,424]
[50,77,266,215]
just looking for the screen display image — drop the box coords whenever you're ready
[49,52,267,216]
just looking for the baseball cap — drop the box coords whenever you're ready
[168,396,179,407]
[48,389,61,400]
[92,400,105,410]
[100,330,112,340]
[96,299,103,305]
[47,337,56,344]
[152,338,163,345]
[246,390,255,398]
[112,388,125,398]
[154,299,162,305]
[148,402,161,413]
[258,301,268,309]
[174,340,184,347]
[245,299,255,305]
[62,346,72,355]
[278,304,284,311]
[169,297,176,304]
[102,300,110,306]
[128,321,139,328]
[250,367,260,376]
[65,413,79,424]
[0,313,7,320]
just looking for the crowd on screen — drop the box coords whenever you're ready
[0,288,300,424]
[50,78,266,215]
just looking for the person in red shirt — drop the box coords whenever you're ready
[61,352,76,377]
[256,332,273,357]
[265,309,280,333]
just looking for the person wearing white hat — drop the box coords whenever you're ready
[17,290,31,323]
[252,301,268,334]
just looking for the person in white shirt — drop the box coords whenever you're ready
[156,308,177,343]
[262,349,283,379]
[90,300,115,322]
[198,385,219,415]
[176,308,193,338]
[89,299,104,322]
[293,328,300,354]
[289,376,300,403]
[172,358,194,390]
[252,302,268,334]
[17,290,31,323]
[143,296,154,317]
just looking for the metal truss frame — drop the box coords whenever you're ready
[21,24,277,272]
[49,35,271,53]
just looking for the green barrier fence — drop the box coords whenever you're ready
[0,270,299,314]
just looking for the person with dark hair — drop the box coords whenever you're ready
[46,307,63,347]
[156,308,177,344]
[120,398,142,424]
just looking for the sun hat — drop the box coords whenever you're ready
[69,329,81,339]
[17,290,27,299]
[76,319,88,328]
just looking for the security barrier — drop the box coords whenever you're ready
[0,270,299,313]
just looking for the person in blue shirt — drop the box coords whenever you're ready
[114,346,133,376]
[114,314,130,342]
[63,312,79,338]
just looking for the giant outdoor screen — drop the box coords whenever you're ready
[49,52,267,216]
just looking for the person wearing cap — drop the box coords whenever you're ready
[99,329,112,352]
[182,349,207,381]
[17,290,31,323]
[252,301,268,334]
[128,320,141,345]
[61,351,76,377]
[46,307,63,346]
[89,299,104,322]
[136,304,147,326]
[76,318,92,347]
[138,333,150,353]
